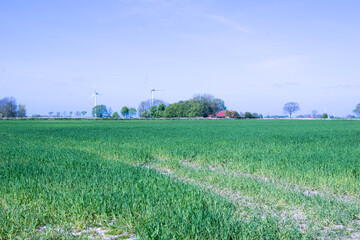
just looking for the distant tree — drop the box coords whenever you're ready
[81,111,87,116]
[121,106,130,118]
[112,112,120,118]
[108,108,113,118]
[322,113,329,119]
[163,104,178,118]
[138,99,165,114]
[49,112,54,116]
[191,94,226,117]
[225,111,240,119]
[0,97,17,117]
[69,111,73,117]
[75,111,81,117]
[92,105,107,118]
[62,111,67,117]
[56,112,61,117]
[158,103,166,111]
[353,103,360,118]
[129,108,137,118]
[188,101,203,117]
[225,110,234,118]
[157,103,166,117]
[283,102,300,118]
[233,111,241,119]
[311,110,318,118]
[212,98,227,114]
[17,104,26,117]
[252,113,259,119]
[244,112,253,119]
[141,110,150,118]
[150,105,158,118]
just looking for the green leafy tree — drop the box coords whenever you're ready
[112,112,120,118]
[81,111,87,116]
[17,104,26,117]
[121,106,130,118]
[92,105,108,118]
[225,110,234,118]
[233,111,241,119]
[188,101,203,117]
[353,103,360,118]
[252,113,259,119]
[158,103,166,111]
[163,104,177,118]
[322,113,329,119]
[244,112,253,119]
[150,105,158,118]
[283,102,300,118]
[141,110,150,118]
[129,108,137,118]
[157,103,166,117]
[191,94,226,117]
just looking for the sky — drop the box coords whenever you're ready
[0,0,359,117]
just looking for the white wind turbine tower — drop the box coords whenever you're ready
[149,87,164,106]
[90,90,100,107]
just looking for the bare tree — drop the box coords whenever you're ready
[311,110,318,118]
[0,97,18,117]
[138,99,165,113]
[108,107,113,118]
[283,102,300,118]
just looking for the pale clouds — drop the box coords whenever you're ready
[325,84,360,89]
[205,14,249,33]
[245,56,311,75]
[273,82,299,88]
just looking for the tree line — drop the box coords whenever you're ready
[2,95,360,119]
[138,94,226,118]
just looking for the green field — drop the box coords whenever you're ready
[1,119,359,239]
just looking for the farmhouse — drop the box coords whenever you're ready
[216,110,236,118]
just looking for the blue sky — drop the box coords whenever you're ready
[1,0,359,116]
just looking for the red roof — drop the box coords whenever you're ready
[216,110,236,117]
[216,111,226,117]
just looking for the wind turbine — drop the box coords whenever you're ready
[90,90,100,107]
[149,87,164,106]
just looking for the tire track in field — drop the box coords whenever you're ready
[138,162,360,239]
[138,164,312,235]
[181,161,360,205]
[180,161,360,239]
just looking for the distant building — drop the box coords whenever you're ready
[216,110,236,118]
